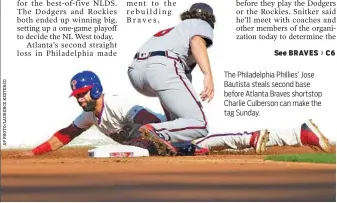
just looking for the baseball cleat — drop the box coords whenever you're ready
[132,124,178,156]
[300,119,332,152]
[249,129,270,154]
[193,145,210,156]
[175,142,210,156]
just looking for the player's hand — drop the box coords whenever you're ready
[21,151,34,156]
[17,151,35,158]
[200,73,214,103]
[7,151,34,159]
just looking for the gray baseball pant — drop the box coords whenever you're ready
[127,54,208,143]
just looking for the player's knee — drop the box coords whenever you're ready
[132,107,162,125]
[199,128,209,137]
[195,119,209,137]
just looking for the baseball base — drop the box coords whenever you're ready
[88,144,150,158]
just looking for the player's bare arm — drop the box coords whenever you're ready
[190,36,214,103]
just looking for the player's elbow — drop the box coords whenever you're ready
[53,124,84,146]
[190,36,206,49]
[190,35,212,50]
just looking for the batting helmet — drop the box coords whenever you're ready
[69,70,103,100]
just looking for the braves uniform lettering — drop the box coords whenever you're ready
[154,27,174,37]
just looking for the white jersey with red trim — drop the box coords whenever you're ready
[73,94,133,135]
[73,94,166,141]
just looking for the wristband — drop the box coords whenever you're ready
[32,141,52,155]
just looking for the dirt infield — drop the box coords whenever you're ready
[1,146,336,202]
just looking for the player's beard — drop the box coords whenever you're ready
[83,99,97,112]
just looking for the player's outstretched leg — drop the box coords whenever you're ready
[194,119,333,154]
[194,129,270,154]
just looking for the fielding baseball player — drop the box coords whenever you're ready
[22,71,209,157]
[127,2,216,156]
